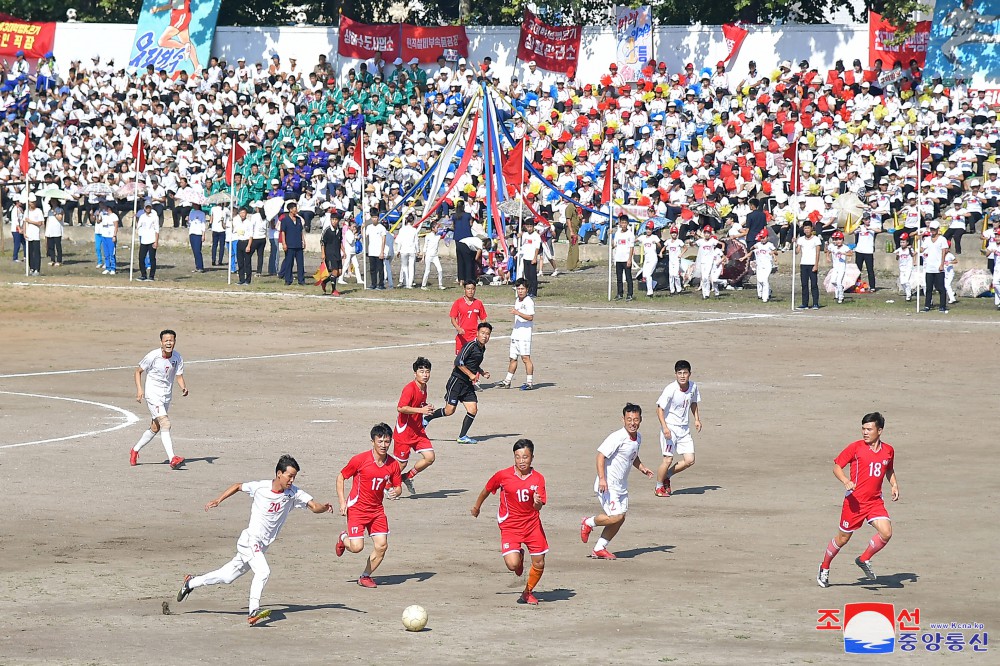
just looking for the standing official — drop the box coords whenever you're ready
[278,203,306,285]
[136,203,160,281]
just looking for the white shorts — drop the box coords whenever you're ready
[597,490,628,516]
[145,397,171,419]
[509,337,531,359]
[542,240,554,260]
[660,429,694,456]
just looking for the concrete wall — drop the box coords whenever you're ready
[53,21,870,84]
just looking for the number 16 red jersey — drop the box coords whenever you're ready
[834,440,894,504]
[341,451,401,514]
[484,467,546,533]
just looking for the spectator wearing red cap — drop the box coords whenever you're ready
[608,62,625,88]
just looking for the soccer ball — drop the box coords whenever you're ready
[401,604,428,632]
[294,11,307,25]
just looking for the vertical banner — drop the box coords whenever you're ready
[338,15,401,60]
[927,0,1000,81]
[517,9,581,74]
[615,6,653,83]
[869,11,931,69]
[721,23,749,65]
[0,14,56,60]
[128,0,222,76]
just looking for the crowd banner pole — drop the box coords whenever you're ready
[360,130,367,290]
[790,142,798,312]
[24,173,31,277]
[129,149,140,283]
[607,158,614,302]
[227,176,236,286]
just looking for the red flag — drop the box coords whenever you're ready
[225,141,247,186]
[783,141,800,195]
[721,24,749,65]
[352,135,366,178]
[502,138,527,189]
[19,128,32,176]
[131,133,147,173]
[601,160,614,204]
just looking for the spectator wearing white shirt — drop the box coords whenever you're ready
[921,221,950,313]
[136,203,160,281]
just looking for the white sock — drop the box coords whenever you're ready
[526,374,533,384]
[133,429,155,452]
[160,430,175,459]
[594,537,609,551]
[504,372,514,383]
[585,516,597,528]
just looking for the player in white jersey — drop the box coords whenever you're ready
[895,233,915,301]
[944,251,958,304]
[695,226,722,299]
[130,329,188,469]
[499,278,535,390]
[654,360,702,497]
[639,222,663,297]
[176,455,333,626]
[750,229,777,302]
[826,231,853,304]
[664,226,687,293]
[580,403,654,559]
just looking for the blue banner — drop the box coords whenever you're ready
[128,0,221,76]
[926,0,1000,81]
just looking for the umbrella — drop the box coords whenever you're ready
[207,192,232,205]
[957,268,993,297]
[690,202,722,221]
[832,192,866,229]
[114,181,147,199]
[499,198,531,219]
[176,186,207,206]
[81,183,114,198]
[823,265,861,294]
[37,187,74,200]
[263,197,285,221]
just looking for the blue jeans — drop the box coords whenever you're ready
[95,233,104,265]
[268,238,279,275]
[101,237,116,272]
[229,240,238,272]
[212,231,225,265]
[190,234,204,271]
[12,231,24,260]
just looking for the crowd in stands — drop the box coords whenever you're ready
[3,44,1000,291]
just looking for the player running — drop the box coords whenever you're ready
[424,321,492,444]
[130,329,188,470]
[580,403,654,559]
[498,278,535,391]
[654,360,702,497]
[449,281,488,355]
[175,455,333,626]
[393,357,436,496]
[335,423,402,588]
[817,412,899,588]
[471,439,548,605]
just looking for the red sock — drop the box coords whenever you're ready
[405,469,417,479]
[860,533,889,561]
[821,538,842,568]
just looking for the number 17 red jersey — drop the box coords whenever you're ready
[834,440,894,504]
[484,467,546,533]
[341,451,401,514]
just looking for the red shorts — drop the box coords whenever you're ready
[347,510,389,538]
[839,496,889,532]
[391,434,432,464]
[455,331,475,354]
[169,9,192,31]
[499,523,549,557]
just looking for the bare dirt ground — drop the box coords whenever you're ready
[1,261,998,665]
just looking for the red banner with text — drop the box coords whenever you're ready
[0,14,56,60]
[869,11,930,70]
[517,9,581,74]
[338,15,401,60]
[402,25,469,63]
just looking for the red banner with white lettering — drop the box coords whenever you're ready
[0,13,56,60]
[402,25,469,63]
[721,23,748,65]
[338,15,401,60]
[517,9,581,74]
[869,11,930,69]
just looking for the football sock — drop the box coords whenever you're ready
[504,372,514,383]
[860,533,889,561]
[160,430,176,459]
[459,413,475,438]
[133,429,155,452]
[526,374,533,384]
[821,538,842,569]
[527,564,543,592]
[594,537,609,552]
[585,516,597,528]
[427,408,446,422]
[406,469,417,479]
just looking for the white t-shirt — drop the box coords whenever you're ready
[656,380,700,433]
[139,349,183,402]
[137,212,159,245]
[422,232,441,258]
[365,223,387,257]
[828,244,850,271]
[797,235,822,266]
[24,208,44,241]
[639,233,661,265]
[612,228,635,262]
[396,224,419,254]
[511,295,534,341]
[44,212,64,238]
[665,238,685,264]
[896,247,914,271]
[97,211,119,238]
[695,238,717,266]
[752,242,775,272]
[520,230,542,262]
[594,427,641,496]
[855,225,876,254]
[922,235,949,273]
[944,252,956,278]
[239,480,313,548]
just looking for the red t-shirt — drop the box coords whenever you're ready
[450,297,487,337]
[484,467,546,533]
[341,451,401,514]
[834,439,894,504]
[395,380,428,445]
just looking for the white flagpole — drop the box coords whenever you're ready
[129,135,140,283]
[24,171,30,278]
[607,157,614,301]
[790,141,798,311]
[915,130,923,313]
[227,156,236,286]
[360,131,368,290]
[517,137,526,282]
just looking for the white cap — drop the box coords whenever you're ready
[458,57,466,65]
[408,58,419,65]
[528,60,537,67]
[393,57,403,65]
[929,220,940,229]
[824,195,834,203]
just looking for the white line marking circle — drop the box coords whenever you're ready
[0,391,140,450]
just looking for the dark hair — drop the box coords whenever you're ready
[370,422,393,440]
[477,321,493,332]
[160,329,177,340]
[802,221,813,229]
[276,454,300,474]
[623,402,642,417]
[674,359,692,373]
[413,356,432,371]
[514,277,528,288]
[512,438,534,454]
[862,412,885,429]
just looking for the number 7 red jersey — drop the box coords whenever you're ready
[484,466,546,533]
[834,440,894,504]
[341,451,401,513]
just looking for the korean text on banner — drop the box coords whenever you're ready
[338,15,401,60]
[721,23,749,64]
[128,0,222,76]
[615,6,652,83]
[517,9,581,74]
[0,15,56,60]
[869,11,930,69]
[402,25,469,63]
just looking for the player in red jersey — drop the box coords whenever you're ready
[393,357,436,496]
[817,412,899,588]
[450,282,487,355]
[471,439,548,605]
[335,423,402,588]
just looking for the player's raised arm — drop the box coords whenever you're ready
[307,499,335,513]
[205,483,243,511]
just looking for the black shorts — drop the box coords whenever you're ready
[444,375,477,406]
[325,254,342,271]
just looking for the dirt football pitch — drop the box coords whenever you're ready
[1,266,997,665]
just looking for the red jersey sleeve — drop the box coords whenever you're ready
[536,474,547,505]
[389,460,402,488]
[834,441,859,468]
[449,300,461,319]
[484,470,504,495]
[476,299,487,322]
[397,382,416,409]
[340,452,364,480]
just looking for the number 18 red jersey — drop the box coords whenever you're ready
[835,440,894,504]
